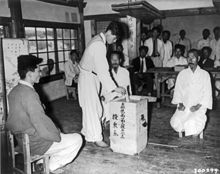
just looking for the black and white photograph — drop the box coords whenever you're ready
[0,0,220,173]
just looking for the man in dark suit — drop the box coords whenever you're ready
[132,46,155,95]
[198,46,214,68]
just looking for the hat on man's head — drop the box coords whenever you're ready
[17,54,43,71]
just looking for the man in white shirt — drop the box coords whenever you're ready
[165,44,188,90]
[144,27,164,67]
[212,28,220,97]
[210,26,220,62]
[166,44,187,68]
[64,50,80,87]
[197,29,211,50]
[162,30,173,67]
[170,49,212,137]
[64,50,80,99]
[175,29,191,57]
[78,21,126,148]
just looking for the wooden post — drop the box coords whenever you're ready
[127,16,137,60]
[8,0,25,38]
[1,0,24,172]
[126,0,141,61]
[78,0,85,56]
[0,38,11,174]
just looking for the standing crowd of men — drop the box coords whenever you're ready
[5,21,219,173]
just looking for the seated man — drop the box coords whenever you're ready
[102,51,132,122]
[170,49,212,137]
[64,50,80,99]
[110,51,132,94]
[198,46,214,68]
[6,55,82,173]
[165,44,187,68]
[165,44,188,90]
[132,46,155,95]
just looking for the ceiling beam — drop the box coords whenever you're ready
[36,0,86,7]
[112,1,164,24]
[163,7,218,17]
[84,13,126,21]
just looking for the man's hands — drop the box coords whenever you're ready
[190,104,201,112]
[73,74,79,82]
[177,103,185,111]
[114,86,126,95]
[177,103,201,112]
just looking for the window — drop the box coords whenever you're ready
[25,26,79,77]
[0,25,4,38]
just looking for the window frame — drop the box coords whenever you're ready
[24,19,81,82]
[0,17,11,38]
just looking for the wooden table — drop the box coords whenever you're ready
[145,68,220,108]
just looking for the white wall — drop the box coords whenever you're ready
[0,0,10,17]
[84,21,91,45]
[162,14,220,48]
[21,0,80,23]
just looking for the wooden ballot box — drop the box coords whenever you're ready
[109,96,149,155]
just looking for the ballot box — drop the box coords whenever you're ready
[109,95,151,155]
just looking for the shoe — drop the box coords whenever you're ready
[94,141,109,148]
[50,168,64,174]
[137,85,143,92]
[147,92,152,96]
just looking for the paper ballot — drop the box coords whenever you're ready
[103,91,122,103]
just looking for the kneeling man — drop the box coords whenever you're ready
[170,49,212,137]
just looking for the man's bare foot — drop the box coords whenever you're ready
[94,141,109,148]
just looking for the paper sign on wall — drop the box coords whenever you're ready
[2,39,29,93]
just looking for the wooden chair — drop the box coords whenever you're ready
[178,131,204,139]
[7,131,50,174]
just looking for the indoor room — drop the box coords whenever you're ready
[0,0,220,174]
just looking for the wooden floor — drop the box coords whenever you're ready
[47,97,220,174]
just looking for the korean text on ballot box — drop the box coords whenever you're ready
[109,96,155,155]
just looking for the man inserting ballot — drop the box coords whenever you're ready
[78,21,126,148]
[170,49,213,137]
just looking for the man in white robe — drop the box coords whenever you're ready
[170,49,212,137]
[110,51,132,94]
[144,27,164,67]
[103,51,132,121]
[78,22,126,147]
